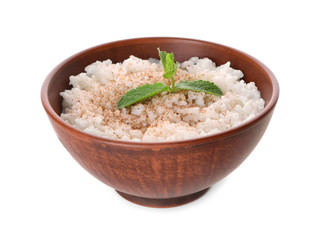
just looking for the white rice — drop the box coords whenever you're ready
[60,56,265,142]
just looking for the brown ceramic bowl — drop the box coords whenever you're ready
[41,37,279,208]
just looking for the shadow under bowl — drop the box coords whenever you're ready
[41,37,279,208]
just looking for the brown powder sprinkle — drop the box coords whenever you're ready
[60,56,264,142]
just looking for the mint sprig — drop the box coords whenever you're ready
[116,48,223,109]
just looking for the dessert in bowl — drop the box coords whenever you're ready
[41,37,279,207]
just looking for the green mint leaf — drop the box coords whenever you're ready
[175,80,223,96]
[117,83,171,109]
[158,48,168,70]
[162,68,177,79]
[158,48,178,80]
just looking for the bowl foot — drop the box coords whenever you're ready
[116,188,209,208]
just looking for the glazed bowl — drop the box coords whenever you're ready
[41,37,279,207]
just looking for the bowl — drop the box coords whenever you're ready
[41,37,279,208]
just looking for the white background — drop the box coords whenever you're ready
[1,0,332,239]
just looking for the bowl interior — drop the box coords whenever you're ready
[46,38,277,118]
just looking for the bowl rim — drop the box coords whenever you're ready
[41,37,279,147]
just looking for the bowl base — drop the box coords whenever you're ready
[116,188,209,208]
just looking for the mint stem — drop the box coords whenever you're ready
[171,76,175,92]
